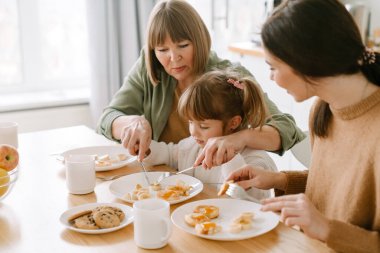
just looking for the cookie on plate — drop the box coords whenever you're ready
[93,206,125,221]
[92,209,121,229]
[73,214,99,230]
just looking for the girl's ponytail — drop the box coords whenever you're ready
[239,78,268,129]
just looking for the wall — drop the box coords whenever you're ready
[0,104,93,133]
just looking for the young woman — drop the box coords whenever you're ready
[142,70,277,200]
[96,0,304,162]
[226,0,380,252]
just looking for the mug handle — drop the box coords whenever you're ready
[160,217,172,242]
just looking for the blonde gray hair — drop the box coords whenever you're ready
[145,0,211,85]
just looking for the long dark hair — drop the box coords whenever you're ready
[261,0,380,137]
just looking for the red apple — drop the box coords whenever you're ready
[0,144,19,171]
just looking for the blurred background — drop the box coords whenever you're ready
[0,0,379,169]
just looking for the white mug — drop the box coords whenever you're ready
[65,155,96,194]
[133,199,172,249]
[0,122,18,148]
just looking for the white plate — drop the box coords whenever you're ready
[61,145,136,171]
[171,199,279,241]
[59,202,133,234]
[109,172,203,205]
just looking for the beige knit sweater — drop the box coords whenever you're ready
[278,89,380,253]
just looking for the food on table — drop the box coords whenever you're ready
[229,212,255,233]
[124,184,151,200]
[193,205,219,219]
[156,189,181,201]
[93,209,121,229]
[0,168,10,197]
[94,153,128,167]
[166,180,192,196]
[72,214,99,230]
[185,204,221,235]
[157,180,192,201]
[69,205,125,230]
[124,180,192,201]
[150,182,162,191]
[117,154,127,161]
[184,213,210,227]
[93,206,125,221]
[0,144,19,171]
[184,207,254,236]
[217,180,234,196]
[195,221,222,235]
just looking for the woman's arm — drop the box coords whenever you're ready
[96,53,146,141]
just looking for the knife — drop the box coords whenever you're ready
[139,161,151,185]
[176,166,195,175]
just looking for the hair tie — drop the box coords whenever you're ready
[227,78,244,90]
[359,47,376,66]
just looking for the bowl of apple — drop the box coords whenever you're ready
[0,144,19,201]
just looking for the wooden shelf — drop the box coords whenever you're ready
[228,42,264,57]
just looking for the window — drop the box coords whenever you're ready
[0,0,90,111]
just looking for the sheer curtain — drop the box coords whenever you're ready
[86,0,155,127]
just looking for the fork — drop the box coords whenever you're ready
[97,173,129,181]
[155,166,196,184]
[226,183,260,204]
[155,171,175,184]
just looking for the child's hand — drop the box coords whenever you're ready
[261,194,330,242]
[225,165,286,190]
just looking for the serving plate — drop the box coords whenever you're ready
[60,145,136,171]
[109,172,203,205]
[60,202,133,234]
[171,198,279,241]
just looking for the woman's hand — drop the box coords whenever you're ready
[194,135,245,169]
[225,165,287,190]
[113,116,152,161]
[194,126,281,169]
[261,194,330,242]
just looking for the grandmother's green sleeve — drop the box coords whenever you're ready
[263,93,306,155]
[96,55,146,141]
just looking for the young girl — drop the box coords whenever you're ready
[143,70,277,200]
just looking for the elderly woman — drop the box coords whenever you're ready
[97,0,304,162]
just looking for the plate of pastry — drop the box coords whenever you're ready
[60,145,137,171]
[171,198,279,241]
[60,202,133,234]
[109,172,203,205]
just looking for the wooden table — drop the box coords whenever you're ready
[0,126,331,253]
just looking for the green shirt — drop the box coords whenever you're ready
[96,50,305,154]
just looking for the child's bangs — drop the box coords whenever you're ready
[180,87,219,122]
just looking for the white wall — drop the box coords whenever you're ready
[0,105,93,133]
